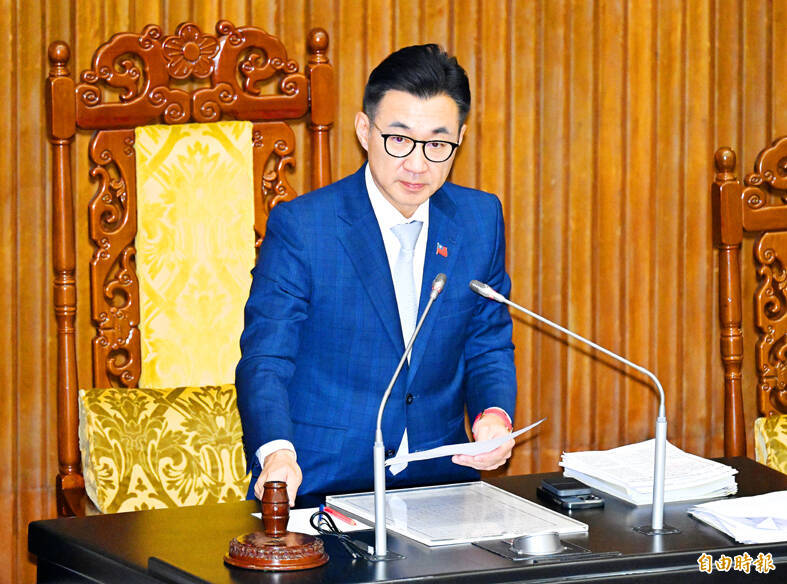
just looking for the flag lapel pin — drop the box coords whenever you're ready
[436,243,448,257]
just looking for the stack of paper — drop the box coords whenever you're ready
[689,491,787,544]
[559,439,738,505]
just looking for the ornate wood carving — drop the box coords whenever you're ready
[715,138,787,456]
[88,130,140,388]
[750,136,787,191]
[744,137,787,419]
[75,21,309,128]
[47,21,334,516]
[754,232,787,416]
[252,122,297,245]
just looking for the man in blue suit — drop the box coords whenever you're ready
[236,44,517,505]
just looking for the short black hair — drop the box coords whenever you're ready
[363,44,471,125]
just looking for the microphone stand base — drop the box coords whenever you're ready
[633,524,681,536]
[370,550,406,562]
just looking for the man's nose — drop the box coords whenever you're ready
[402,144,429,173]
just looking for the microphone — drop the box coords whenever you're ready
[470,279,678,536]
[430,272,447,298]
[373,273,447,559]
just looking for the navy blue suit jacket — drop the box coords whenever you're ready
[236,165,517,498]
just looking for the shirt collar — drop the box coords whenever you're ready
[365,165,429,231]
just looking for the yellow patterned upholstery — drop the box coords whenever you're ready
[78,385,249,513]
[77,123,255,513]
[754,415,787,475]
[134,121,255,388]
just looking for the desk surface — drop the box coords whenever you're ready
[29,457,787,583]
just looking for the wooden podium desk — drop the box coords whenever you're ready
[29,457,787,583]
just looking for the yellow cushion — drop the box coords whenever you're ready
[754,415,787,474]
[134,121,255,388]
[78,385,249,513]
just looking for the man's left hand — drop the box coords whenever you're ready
[451,415,514,471]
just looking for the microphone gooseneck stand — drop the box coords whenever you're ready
[373,273,447,559]
[469,280,679,536]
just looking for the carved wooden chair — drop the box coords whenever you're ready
[714,139,787,474]
[46,21,334,515]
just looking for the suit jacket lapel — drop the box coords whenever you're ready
[408,186,461,384]
[337,166,403,352]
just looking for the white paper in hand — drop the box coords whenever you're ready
[384,417,546,467]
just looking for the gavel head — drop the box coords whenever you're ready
[261,481,289,537]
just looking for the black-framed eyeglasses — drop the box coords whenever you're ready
[372,122,460,163]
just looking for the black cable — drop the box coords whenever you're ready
[309,511,375,560]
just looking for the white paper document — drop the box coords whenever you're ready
[689,491,787,544]
[384,417,546,467]
[326,481,587,546]
[251,507,369,534]
[560,439,738,505]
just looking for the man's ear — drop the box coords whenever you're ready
[355,112,370,151]
[458,123,468,145]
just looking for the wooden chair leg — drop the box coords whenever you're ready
[56,473,86,517]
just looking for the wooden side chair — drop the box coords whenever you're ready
[714,138,787,473]
[46,21,334,515]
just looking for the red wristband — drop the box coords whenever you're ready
[472,408,513,436]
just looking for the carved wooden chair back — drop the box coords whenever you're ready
[46,21,334,515]
[714,138,787,460]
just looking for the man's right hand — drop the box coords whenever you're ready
[254,449,302,505]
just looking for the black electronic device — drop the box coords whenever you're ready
[538,478,605,510]
[541,477,593,497]
[536,487,604,510]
